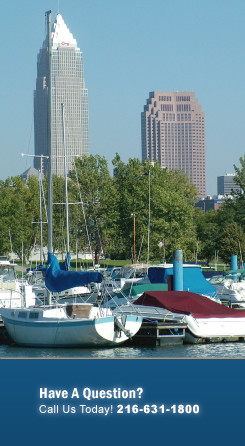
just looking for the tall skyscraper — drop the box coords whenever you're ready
[34,12,89,175]
[141,92,206,198]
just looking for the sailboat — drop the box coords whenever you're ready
[0,301,142,347]
[0,11,142,348]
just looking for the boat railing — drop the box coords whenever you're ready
[122,305,186,322]
[0,288,24,308]
[0,277,18,291]
[101,285,162,320]
[101,284,188,322]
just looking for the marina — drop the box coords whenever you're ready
[2,249,245,354]
[0,10,243,360]
[1,45,245,354]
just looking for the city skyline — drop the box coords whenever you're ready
[34,12,89,176]
[1,0,245,195]
[141,92,206,198]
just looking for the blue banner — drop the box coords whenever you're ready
[0,358,244,446]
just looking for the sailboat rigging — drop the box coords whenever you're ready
[0,11,142,347]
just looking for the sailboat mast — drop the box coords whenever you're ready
[62,103,70,254]
[39,171,43,264]
[46,10,53,254]
[147,170,151,267]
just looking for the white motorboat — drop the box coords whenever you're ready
[25,268,49,303]
[0,303,142,347]
[134,290,245,344]
[0,257,35,309]
[101,264,149,298]
[209,272,245,308]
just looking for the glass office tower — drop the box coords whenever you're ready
[34,13,89,175]
[141,92,206,198]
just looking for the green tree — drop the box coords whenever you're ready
[48,175,67,255]
[0,176,40,261]
[112,155,198,262]
[233,156,245,230]
[70,155,118,262]
[195,209,219,263]
[112,155,151,260]
[216,199,237,230]
[219,222,245,265]
[234,155,245,191]
[154,168,197,262]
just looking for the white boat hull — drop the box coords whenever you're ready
[0,306,142,348]
[185,315,245,343]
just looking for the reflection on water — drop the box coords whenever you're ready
[1,341,245,359]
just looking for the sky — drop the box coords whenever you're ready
[1,0,245,195]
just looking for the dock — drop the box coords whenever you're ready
[129,320,187,346]
[0,317,12,345]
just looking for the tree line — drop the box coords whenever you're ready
[0,154,245,266]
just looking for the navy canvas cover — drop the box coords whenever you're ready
[45,253,102,293]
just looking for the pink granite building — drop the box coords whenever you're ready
[141,92,206,198]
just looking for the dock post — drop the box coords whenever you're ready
[231,255,238,280]
[173,249,183,291]
[231,254,237,270]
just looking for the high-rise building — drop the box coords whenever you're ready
[34,12,89,175]
[141,91,206,198]
[217,174,242,195]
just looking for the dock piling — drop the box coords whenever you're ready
[173,249,183,291]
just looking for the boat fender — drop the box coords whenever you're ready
[114,316,131,338]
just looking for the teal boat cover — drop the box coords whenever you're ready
[45,253,102,293]
[114,283,168,300]
[148,266,217,299]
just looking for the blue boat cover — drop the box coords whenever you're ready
[148,266,217,299]
[202,270,225,279]
[45,253,102,293]
[26,264,45,272]
[60,252,71,271]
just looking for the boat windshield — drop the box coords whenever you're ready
[27,270,45,285]
[0,266,16,281]
[114,267,147,280]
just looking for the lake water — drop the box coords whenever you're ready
[1,341,245,358]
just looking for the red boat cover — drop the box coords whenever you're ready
[133,291,245,319]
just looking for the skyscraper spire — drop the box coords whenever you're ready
[34,12,89,177]
[52,13,77,48]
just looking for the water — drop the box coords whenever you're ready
[1,341,245,358]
